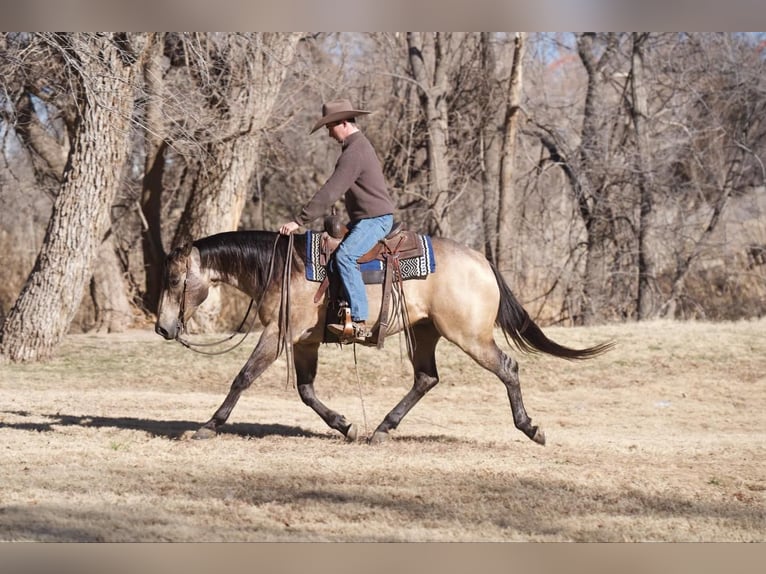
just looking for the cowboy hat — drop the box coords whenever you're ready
[310,99,372,134]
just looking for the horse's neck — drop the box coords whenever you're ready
[205,267,236,288]
[203,264,259,299]
[197,233,282,300]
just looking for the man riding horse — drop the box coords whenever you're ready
[279,99,395,344]
[155,100,613,445]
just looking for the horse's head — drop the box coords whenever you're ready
[155,243,210,340]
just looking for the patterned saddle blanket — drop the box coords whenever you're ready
[304,230,436,285]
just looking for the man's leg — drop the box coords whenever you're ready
[334,214,393,322]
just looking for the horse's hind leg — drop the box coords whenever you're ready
[294,342,359,441]
[370,322,441,444]
[467,340,545,445]
[193,325,280,439]
[499,349,545,445]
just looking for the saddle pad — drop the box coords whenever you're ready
[305,230,436,283]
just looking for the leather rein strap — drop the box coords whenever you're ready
[278,233,296,387]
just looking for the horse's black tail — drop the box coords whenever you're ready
[490,262,613,360]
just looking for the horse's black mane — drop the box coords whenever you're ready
[192,230,306,288]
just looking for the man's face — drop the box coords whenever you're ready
[326,120,345,143]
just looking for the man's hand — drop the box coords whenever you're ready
[279,221,301,235]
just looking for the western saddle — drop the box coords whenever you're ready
[314,215,423,348]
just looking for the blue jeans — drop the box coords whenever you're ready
[333,214,394,322]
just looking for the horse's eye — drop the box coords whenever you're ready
[169,277,181,288]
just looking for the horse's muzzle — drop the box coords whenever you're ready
[155,323,174,340]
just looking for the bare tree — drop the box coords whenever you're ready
[138,33,168,314]
[573,33,630,325]
[525,33,634,325]
[405,32,466,237]
[171,33,302,247]
[3,31,764,338]
[628,33,658,319]
[479,33,502,262]
[522,33,766,323]
[1,33,151,362]
[655,33,766,317]
[159,33,302,331]
[1,33,151,335]
[495,32,526,275]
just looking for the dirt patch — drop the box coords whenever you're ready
[1,320,764,541]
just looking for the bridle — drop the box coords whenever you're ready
[174,234,292,358]
[175,275,256,356]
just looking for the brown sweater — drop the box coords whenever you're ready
[296,131,395,226]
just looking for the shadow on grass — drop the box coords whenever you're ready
[0,410,491,446]
[0,409,329,440]
[6,471,762,542]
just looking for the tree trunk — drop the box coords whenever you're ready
[480,128,501,263]
[0,33,150,363]
[91,235,134,333]
[407,32,459,237]
[140,33,167,315]
[577,33,618,325]
[173,136,261,244]
[479,33,501,263]
[172,33,301,246]
[630,33,658,320]
[495,32,526,275]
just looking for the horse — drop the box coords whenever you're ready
[154,229,612,445]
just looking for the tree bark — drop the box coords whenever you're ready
[495,32,526,275]
[0,33,150,363]
[630,33,658,320]
[91,235,134,333]
[577,33,619,325]
[407,32,461,237]
[140,33,167,315]
[479,34,500,263]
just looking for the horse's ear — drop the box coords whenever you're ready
[168,243,193,262]
[188,246,201,274]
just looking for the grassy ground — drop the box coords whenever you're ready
[1,319,764,541]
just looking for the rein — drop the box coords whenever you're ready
[175,235,284,356]
[176,297,257,356]
[278,233,297,388]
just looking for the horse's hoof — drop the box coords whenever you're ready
[192,427,217,440]
[368,430,389,445]
[344,423,359,442]
[531,426,546,446]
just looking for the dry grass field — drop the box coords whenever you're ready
[0,319,764,542]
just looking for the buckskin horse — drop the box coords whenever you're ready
[155,229,611,445]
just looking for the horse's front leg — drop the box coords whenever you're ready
[294,342,359,441]
[193,325,280,439]
[370,322,441,444]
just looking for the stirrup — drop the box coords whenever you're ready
[327,321,372,343]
